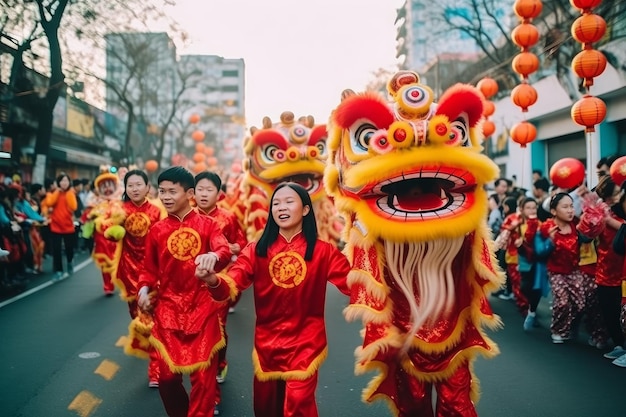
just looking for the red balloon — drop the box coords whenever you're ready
[550,158,586,189]
[609,156,626,187]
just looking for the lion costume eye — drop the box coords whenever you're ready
[447,118,469,147]
[315,141,327,156]
[352,124,377,154]
[261,144,280,162]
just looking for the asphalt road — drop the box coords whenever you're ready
[1,259,623,417]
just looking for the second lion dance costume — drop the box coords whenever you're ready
[324,71,504,417]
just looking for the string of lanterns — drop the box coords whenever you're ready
[189,113,217,173]
[570,0,607,133]
[476,77,498,139]
[509,0,542,148]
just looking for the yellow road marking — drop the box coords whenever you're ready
[68,390,102,417]
[116,336,128,347]
[94,359,119,381]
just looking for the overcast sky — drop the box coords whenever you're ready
[166,0,404,127]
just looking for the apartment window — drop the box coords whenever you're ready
[221,85,239,93]
[222,70,239,77]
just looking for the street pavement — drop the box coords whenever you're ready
[1,258,624,417]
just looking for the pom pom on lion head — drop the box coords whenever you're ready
[324,71,499,242]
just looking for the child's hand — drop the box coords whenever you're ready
[229,243,241,255]
[548,225,559,240]
[195,252,219,273]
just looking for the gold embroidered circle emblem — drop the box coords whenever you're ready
[269,251,307,288]
[167,227,202,261]
[124,212,151,237]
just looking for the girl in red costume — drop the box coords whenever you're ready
[588,177,626,363]
[116,169,166,388]
[194,171,247,415]
[137,166,231,417]
[196,182,350,417]
[537,193,593,344]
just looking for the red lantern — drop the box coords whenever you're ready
[195,142,205,152]
[570,0,602,12]
[144,160,159,173]
[477,77,498,99]
[192,152,205,163]
[204,146,214,157]
[609,156,626,187]
[511,83,538,112]
[189,113,201,124]
[191,130,206,142]
[514,0,543,19]
[512,52,539,77]
[482,120,496,137]
[571,14,606,44]
[512,23,539,48]
[571,94,606,132]
[207,156,218,167]
[550,157,586,189]
[483,101,495,117]
[231,161,242,173]
[193,162,208,173]
[510,121,537,148]
[571,49,607,87]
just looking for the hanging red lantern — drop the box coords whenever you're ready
[571,14,606,44]
[514,0,543,19]
[609,156,626,187]
[571,94,606,132]
[570,0,602,12]
[192,152,205,163]
[571,49,607,87]
[550,157,586,189]
[477,78,499,99]
[207,156,218,167]
[512,23,540,48]
[512,52,540,76]
[195,142,205,152]
[510,121,537,148]
[231,161,242,173]
[482,101,495,117]
[482,120,496,137]
[511,83,538,112]
[144,160,159,173]
[204,146,214,157]
[193,162,208,173]
[189,113,201,124]
[191,130,206,142]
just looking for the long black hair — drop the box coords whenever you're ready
[122,169,149,202]
[256,182,318,260]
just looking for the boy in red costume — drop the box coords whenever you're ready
[137,167,231,417]
[194,171,247,414]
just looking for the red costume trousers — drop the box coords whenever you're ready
[156,354,217,417]
[395,364,477,417]
[253,372,319,417]
[128,300,160,383]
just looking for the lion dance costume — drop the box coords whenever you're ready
[83,172,126,296]
[240,111,342,245]
[325,71,504,417]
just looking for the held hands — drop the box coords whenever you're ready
[195,252,219,273]
[137,286,151,310]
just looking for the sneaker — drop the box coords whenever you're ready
[228,306,235,314]
[498,292,514,300]
[52,271,64,281]
[67,263,74,275]
[551,334,568,344]
[603,346,626,359]
[148,380,159,388]
[216,365,228,384]
[214,403,221,415]
[0,248,9,257]
[523,313,536,331]
[612,353,626,368]
[588,337,607,350]
[104,290,115,297]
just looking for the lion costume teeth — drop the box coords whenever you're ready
[325,70,504,416]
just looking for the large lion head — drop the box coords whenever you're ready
[242,111,328,201]
[325,71,499,242]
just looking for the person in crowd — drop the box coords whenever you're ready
[196,182,350,417]
[43,173,77,280]
[489,178,511,299]
[116,169,166,388]
[596,155,621,182]
[497,196,528,310]
[39,178,57,257]
[532,177,552,222]
[12,183,46,274]
[137,166,231,417]
[587,176,626,362]
[194,171,247,392]
[26,184,46,273]
[0,185,27,287]
[611,185,626,366]
[515,197,546,330]
[536,193,592,344]
[532,169,543,184]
